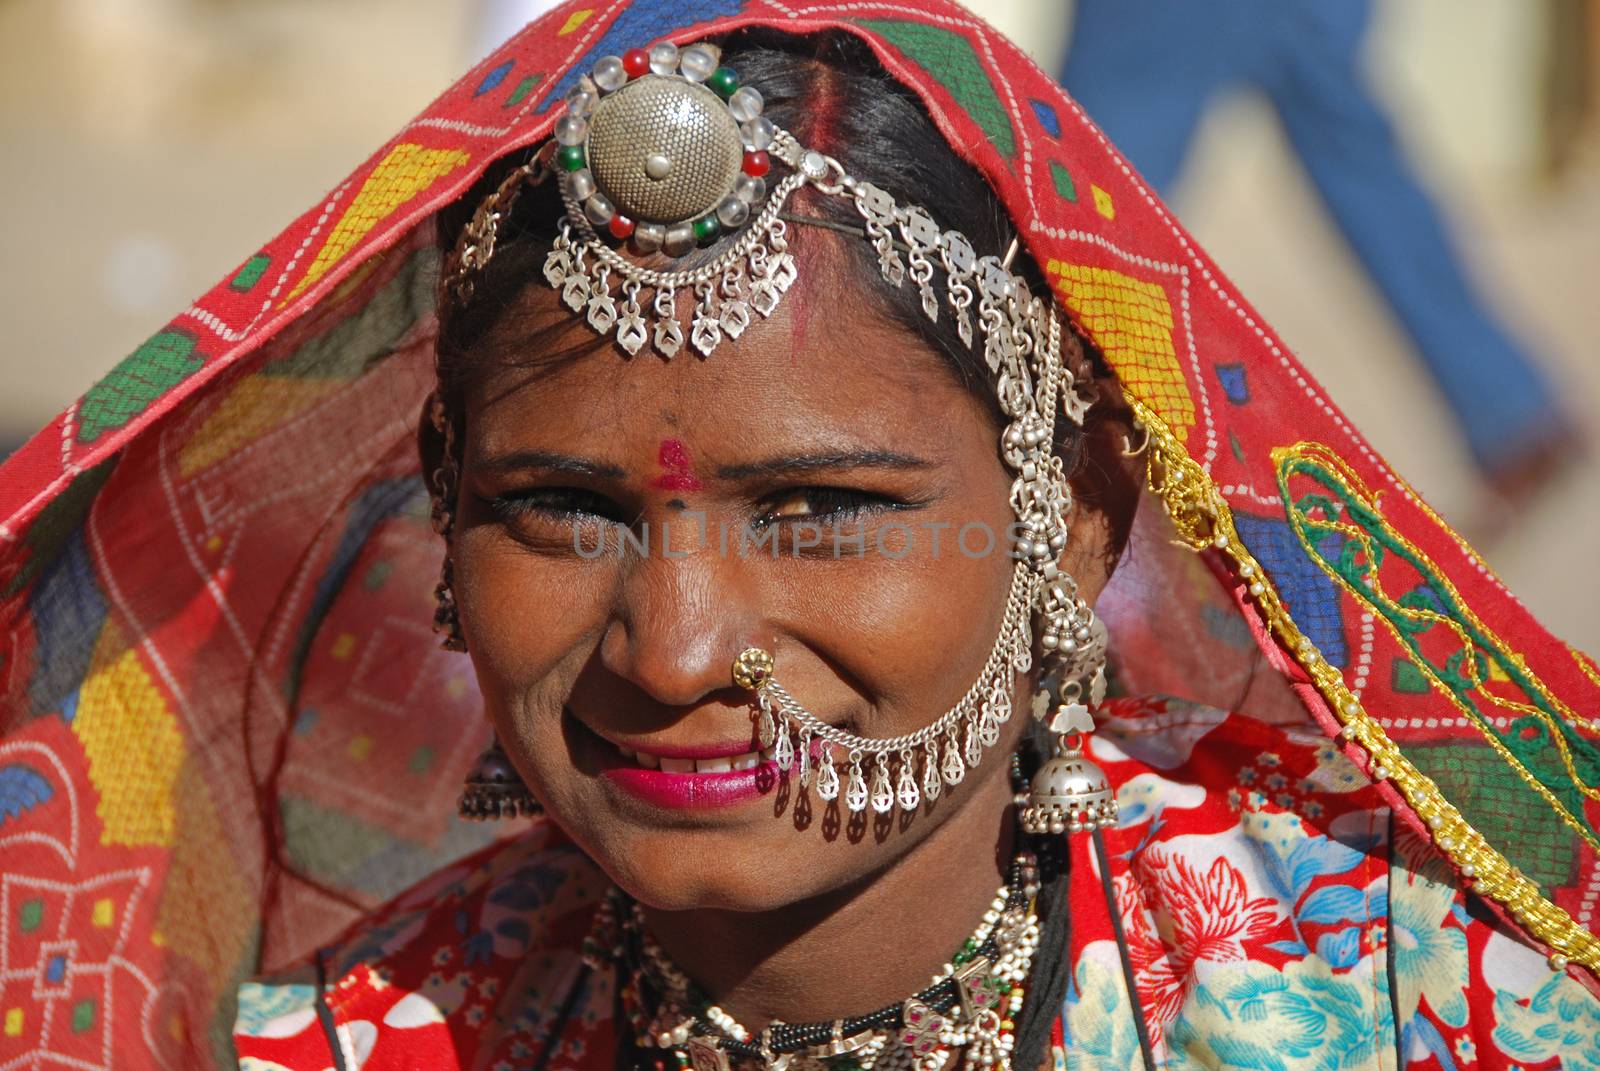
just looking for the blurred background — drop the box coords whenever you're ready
[0,0,1596,649]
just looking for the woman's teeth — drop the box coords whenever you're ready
[615,746,769,772]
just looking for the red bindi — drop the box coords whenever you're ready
[650,439,703,492]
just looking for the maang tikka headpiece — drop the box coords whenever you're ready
[441,38,1117,835]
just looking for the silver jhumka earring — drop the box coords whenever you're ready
[445,39,1117,831]
[458,734,543,820]
[1018,616,1118,837]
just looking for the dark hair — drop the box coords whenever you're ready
[434,34,1135,1062]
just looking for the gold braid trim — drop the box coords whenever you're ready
[1127,395,1600,977]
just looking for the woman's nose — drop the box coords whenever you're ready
[597,536,765,709]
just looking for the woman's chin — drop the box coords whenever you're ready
[563,819,854,915]
[601,843,813,914]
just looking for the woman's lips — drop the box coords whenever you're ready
[601,740,776,809]
[603,762,779,809]
[589,729,824,810]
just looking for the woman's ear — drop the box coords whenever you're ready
[417,397,446,496]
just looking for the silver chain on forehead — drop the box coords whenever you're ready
[441,41,1115,828]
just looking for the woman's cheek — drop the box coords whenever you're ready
[456,537,610,693]
[772,533,1009,735]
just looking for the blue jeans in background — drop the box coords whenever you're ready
[1064,0,1562,471]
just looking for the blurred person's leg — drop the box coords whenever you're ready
[1062,0,1246,195]
[1264,0,1572,487]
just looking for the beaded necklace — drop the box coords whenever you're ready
[582,850,1041,1071]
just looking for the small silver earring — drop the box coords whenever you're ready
[458,734,542,820]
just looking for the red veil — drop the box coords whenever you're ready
[1,0,1595,1064]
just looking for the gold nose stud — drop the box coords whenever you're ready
[731,647,774,690]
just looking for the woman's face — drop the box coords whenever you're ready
[447,255,1114,913]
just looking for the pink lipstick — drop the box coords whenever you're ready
[599,736,775,809]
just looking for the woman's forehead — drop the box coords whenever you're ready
[463,273,987,460]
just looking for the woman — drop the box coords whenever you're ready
[0,2,1595,1069]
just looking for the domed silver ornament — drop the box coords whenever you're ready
[1020,732,1117,836]
[587,77,744,224]
[557,44,769,240]
[540,42,798,357]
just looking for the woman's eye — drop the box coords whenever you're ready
[488,488,624,524]
[757,487,897,525]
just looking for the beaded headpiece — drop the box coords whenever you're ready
[441,39,1114,826]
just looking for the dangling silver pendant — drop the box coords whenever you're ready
[757,696,778,749]
[719,299,751,338]
[616,308,648,356]
[869,758,894,814]
[816,750,841,801]
[561,271,591,312]
[769,251,798,292]
[542,247,571,287]
[690,310,722,356]
[896,753,921,812]
[586,290,618,333]
[845,759,870,813]
[749,277,780,317]
[963,719,985,769]
[922,739,943,802]
[941,731,966,786]
[654,316,684,358]
[797,727,813,786]
[1020,732,1117,836]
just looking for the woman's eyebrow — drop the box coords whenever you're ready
[475,449,627,479]
[714,449,934,480]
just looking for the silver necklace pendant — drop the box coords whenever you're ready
[900,999,949,1061]
[720,298,751,339]
[654,317,685,359]
[587,289,619,333]
[922,740,943,802]
[941,731,966,786]
[691,309,723,357]
[561,270,591,313]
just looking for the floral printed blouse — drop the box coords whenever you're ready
[233,697,1600,1070]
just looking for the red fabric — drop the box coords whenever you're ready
[235,700,1591,1070]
